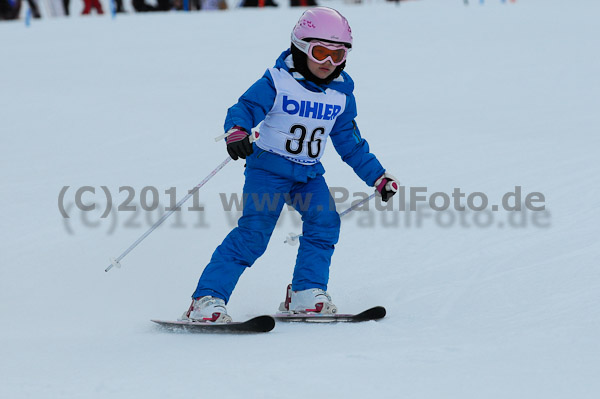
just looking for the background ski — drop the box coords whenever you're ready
[151,315,275,333]
[274,306,386,323]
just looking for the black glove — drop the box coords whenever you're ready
[375,172,399,202]
[226,126,254,160]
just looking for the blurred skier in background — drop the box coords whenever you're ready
[200,0,227,9]
[63,0,124,15]
[0,0,21,19]
[132,0,171,12]
[290,0,317,7]
[0,0,41,19]
[81,0,103,14]
[239,0,278,7]
[182,7,399,323]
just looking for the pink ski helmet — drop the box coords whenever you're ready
[291,7,353,49]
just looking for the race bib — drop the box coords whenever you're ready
[256,68,346,165]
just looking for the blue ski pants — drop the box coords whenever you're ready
[193,166,340,303]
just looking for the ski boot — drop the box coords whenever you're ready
[278,284,337,314]
[180,296,232,323]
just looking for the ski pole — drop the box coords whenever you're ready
[284,193,377,246]
[105,130,258,272]
[105,156,231,272]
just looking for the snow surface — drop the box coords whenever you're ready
[1,0,600,398]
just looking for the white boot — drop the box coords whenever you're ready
[278,284,337,314]
[180,296,232,323]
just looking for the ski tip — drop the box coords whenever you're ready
[353,306,386,321]
[246,315,276,332]
[370,306,386,320]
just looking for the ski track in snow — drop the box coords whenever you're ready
[1,0,599,398]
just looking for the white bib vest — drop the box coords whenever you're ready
[256,68,347,165]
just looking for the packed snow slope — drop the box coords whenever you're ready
[1,1,599,398]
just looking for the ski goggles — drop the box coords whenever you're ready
[292,36,350,66]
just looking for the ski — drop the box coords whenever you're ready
[274,306,386,323]
[151,315,275,334]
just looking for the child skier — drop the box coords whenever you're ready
[182,7,399,323]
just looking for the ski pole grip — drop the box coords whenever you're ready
[214,128,260,143]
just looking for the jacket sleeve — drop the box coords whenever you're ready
[224,70,277,134]
[329,93,386,187]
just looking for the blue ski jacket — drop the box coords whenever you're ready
[224,49,385,186]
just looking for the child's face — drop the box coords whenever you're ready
[307,58,335,80]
